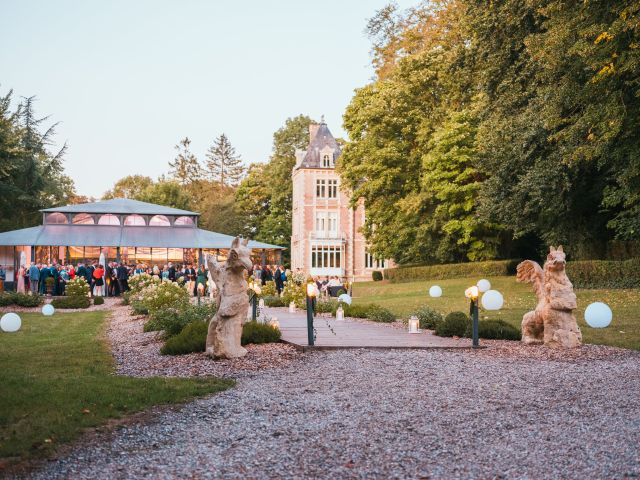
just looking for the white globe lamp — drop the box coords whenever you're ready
[477,279,491,293]
[584,302,612,328]
[481,290,504,310]
[1,313,22,332]
[429,285,442,298]
[42,304,55,316]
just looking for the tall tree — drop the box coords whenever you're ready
[169,137,201,185]
[205,134,245,186]
[103,175,154,199]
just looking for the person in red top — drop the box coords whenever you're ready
[68,265,75,279]
[93,264,105,297]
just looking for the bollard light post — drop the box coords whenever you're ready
[465,285,480,348]
[248,281,260,322]
[306,282,317,346]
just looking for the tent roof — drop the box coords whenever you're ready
[42,198,198,216]
[0,225,284,250]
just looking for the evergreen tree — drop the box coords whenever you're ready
[205,134,245,186]
[169,137,201,185]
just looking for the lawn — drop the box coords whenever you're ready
[353,276,640,350]
[0,311,233,461]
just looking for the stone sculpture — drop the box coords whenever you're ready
[205,237,252,359]
[516,245,582,348]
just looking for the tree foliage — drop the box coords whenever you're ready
[205,133,245,187]
[339,0,640,263]
[0,91,77,232]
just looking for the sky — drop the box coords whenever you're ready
[1,0,416,198]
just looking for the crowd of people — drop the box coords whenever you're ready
[13,260,290,298]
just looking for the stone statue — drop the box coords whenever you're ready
[205,237,252,359]
[516,246,582,348]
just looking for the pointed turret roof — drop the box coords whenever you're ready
[297,120,342,169]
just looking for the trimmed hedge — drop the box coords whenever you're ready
[51,296,91,309]
[160,321,207,355]
[384,259,520,283]
[0,292,44,307]
[93,296,105,305]
[241,321,281,345]
[372,271,383,281]
[470,320,521,340]
[567,258,640,289]
[315,298,338,313]
[145,303,217,337]
[435,311,470,337]
[367,305,396,323]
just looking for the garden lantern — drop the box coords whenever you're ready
[289,301,296,313]
[465,286,480,348]
[270,317,280,329]
[336,305,344,321]
[306,282,317,346]
[408,315,419,334]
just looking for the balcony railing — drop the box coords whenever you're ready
[309,231,346,241]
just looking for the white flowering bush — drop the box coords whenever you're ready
[128,273,160,294]
[65,277,90,298]
[139,280,189,316]
[281,272,310,309]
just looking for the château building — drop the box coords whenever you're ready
[291,119,390,281]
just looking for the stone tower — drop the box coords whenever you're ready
[290,119,388,281]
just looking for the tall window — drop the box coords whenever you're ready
[322,154,331,167]
[315,212,327,232]
[365,251,387,269]
[328,212,338,233]
[316,179,338,199]
[312,245,341,269]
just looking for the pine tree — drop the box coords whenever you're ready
[205,133,245,186]
[169,137,201,185]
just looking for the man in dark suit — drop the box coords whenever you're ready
[86,263,95,296]
[274,266,284,295]
[76,263,87,284]
[116,262,129,294]
[168,262,176,282]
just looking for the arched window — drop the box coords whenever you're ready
[72,213,95,225]
[124,214,146,226]
[174,216,194,226]
[322,154,331,168]
[46,212,68,224]
[98,214,120,225]
[149,215,170,226]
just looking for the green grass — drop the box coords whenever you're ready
[353,276,640,350]
[0,311,234,461]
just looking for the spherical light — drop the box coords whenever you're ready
[584,302,612,328]
[477,279,491,293]
[42,304,55,316]
[481,290,504,310]
[429,285,442,298]
[338,293,352,305]
[1,313,22,332]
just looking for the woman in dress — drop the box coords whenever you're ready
[196,264,207,296]
[17,266,26,293]
[93,264,105,296]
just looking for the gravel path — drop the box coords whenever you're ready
[26,344,640,479]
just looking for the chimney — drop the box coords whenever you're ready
[309,123,320,142]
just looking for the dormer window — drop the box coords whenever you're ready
[322,154,331,168]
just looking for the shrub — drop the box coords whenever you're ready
[260,281,277,297]
[263,295,286,307]
[366,305,395,323]
[128,273,161,294]
[241,321,281,345]
[13,293,43,307]
[160,321,208,355]
[145,302,217,337]
[412,306,444,330]
[139,281,189,316]
[0,292,15,306]
[333,303,370,318]
[567,258,640,289]
[384,259,520,283]
[372,270,383,281]
[315,298,338,313]
[465,319,521,340]
[93,296,105,305]
[281,280,306,309]
[435,311,470,337]
[121,291,131,305]
[52,296,91,309]
[65,277,90,298]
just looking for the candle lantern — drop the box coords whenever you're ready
[259,298,265,309]
[270,317,280,329]
[336,305,344,321]
[408,315,420,334]
[289,302,296,313]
